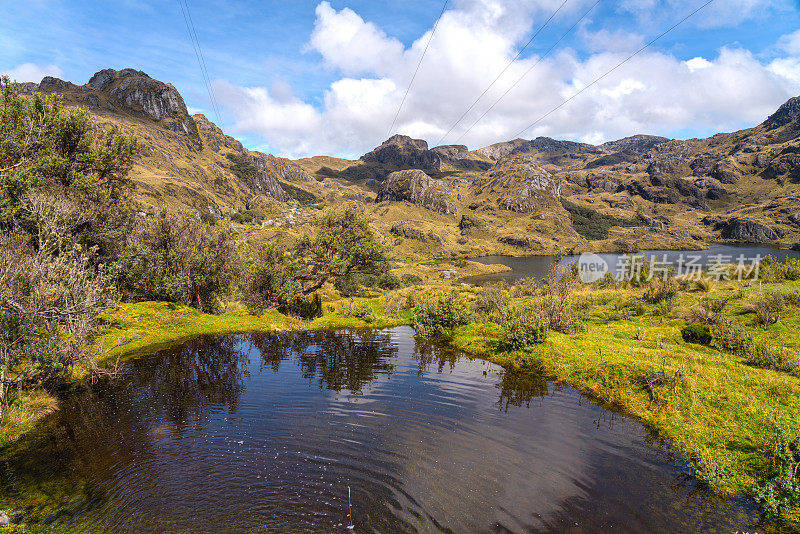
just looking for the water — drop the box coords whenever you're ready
[468,244,800,285]
[0,328,759,533]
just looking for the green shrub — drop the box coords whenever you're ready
[285,293,323,320]
[341,300,375,323]
[754,293,785,327]
[513,277,539,297]
[473,283,508,318]
[412,291,472,338]
[230,209,264,225]
[497,306,548,352]
[681,324,712,345]
[112,211,239,312]
[761,257,800,282]
[401,274,423,286]
[757,419,800,518]
[242,243,302,314]
[644,279,678,304]
[377,272,402,290]
[560,199,636,240]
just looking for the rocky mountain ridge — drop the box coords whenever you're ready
[23,68,800,256]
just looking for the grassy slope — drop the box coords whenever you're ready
[452,281,800,525]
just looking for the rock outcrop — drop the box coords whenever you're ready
[376,169,455,214]
[361,135,441,171]
[475,157,561,213]
[599,135,670,155]
[721,218,783,242]
[763,96,800,130]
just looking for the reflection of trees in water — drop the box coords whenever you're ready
[413,337,458,375]
[495,367,550,412]
[0,335,254,522]
[249,330,398,393]
[129,334,250,422]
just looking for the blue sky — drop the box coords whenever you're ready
[2,0,800,157]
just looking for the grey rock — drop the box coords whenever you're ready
[376,169,455,214]
[361,135,441,171]
[721,218,783,242]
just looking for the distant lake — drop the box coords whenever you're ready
[0,328,759,532]
[468,244,800,285]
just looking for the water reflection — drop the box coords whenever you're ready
[0,328,760,533]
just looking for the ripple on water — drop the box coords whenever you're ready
[1,327,759,533]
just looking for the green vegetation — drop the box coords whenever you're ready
[278,180,319,204]
[560,198,637,240]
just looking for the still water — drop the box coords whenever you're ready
[0,328,758,533]
[468,244,800,285]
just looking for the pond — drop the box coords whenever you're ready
[0,328,759,533]
[468,244,800,285]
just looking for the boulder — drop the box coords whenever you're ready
[721,218,783,242]
[376,170,455,214]
[458,214,485,232]
[499,235,542,249]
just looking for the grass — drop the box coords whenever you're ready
[451,282,800,526]
[3,280,800,528]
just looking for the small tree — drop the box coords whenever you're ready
[112,211,239,312]
[243,243,303,314]
[293,209,389,294]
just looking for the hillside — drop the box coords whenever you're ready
[24,69,800,258]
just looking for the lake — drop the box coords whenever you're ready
[468,244,800,285]
[0,328,759,532]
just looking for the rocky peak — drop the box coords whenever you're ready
[599,134,670,155]
[361,135,440,171]
[476,139,529,160]
[763,96,800,130]
[527,137,596,154]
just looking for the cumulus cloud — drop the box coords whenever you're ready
[215,0,800,158]
[2,62,62,82]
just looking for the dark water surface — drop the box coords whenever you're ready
[1,328,759,533]
[469,244,800,285]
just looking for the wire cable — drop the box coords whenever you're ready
[435,0,570,145]
[386,0,450,139]
[511,0,715,140]
[182,0,222,122]
[177,0,222,124]
[454,0,600,144]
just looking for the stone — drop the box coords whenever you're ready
[721,218,783,242]
[361,135,441,171]
[376,169,455,215]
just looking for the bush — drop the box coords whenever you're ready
[754,294,785,327]
[341,300,375,323]
[497,306,548,352]
[401,273,422,286]
[377,272,402,290]
[761,257,800,282]
[543,265,582,333]
[681,324,712,345]
[285,293,323,320]
[473,283,508,318]
[644,279,678,304]
[513,277,539,297]
[112,211,239,312]
[412,291,472,338]
[242,243,302,314]
[757,420,800,518]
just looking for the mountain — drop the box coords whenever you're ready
[24,68,800,257]
[22,68,316,215]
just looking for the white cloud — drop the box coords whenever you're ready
[215,1,800,158]
[777,29,800,55]
[2,62,62,82]
[617,0,792,28]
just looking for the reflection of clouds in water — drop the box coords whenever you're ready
[1,327,758,532]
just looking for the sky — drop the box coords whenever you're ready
[2,0,800,158]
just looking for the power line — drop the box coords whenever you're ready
[182,0,222,122]
[386,0,450,139]
[511,0,715,140]
[435,0,570,145]
[177,0,222,124]
[454,0,601,145]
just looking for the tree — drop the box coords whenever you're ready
[293,209,390,294]
[0,76,138,259]
[112,211,239,312]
